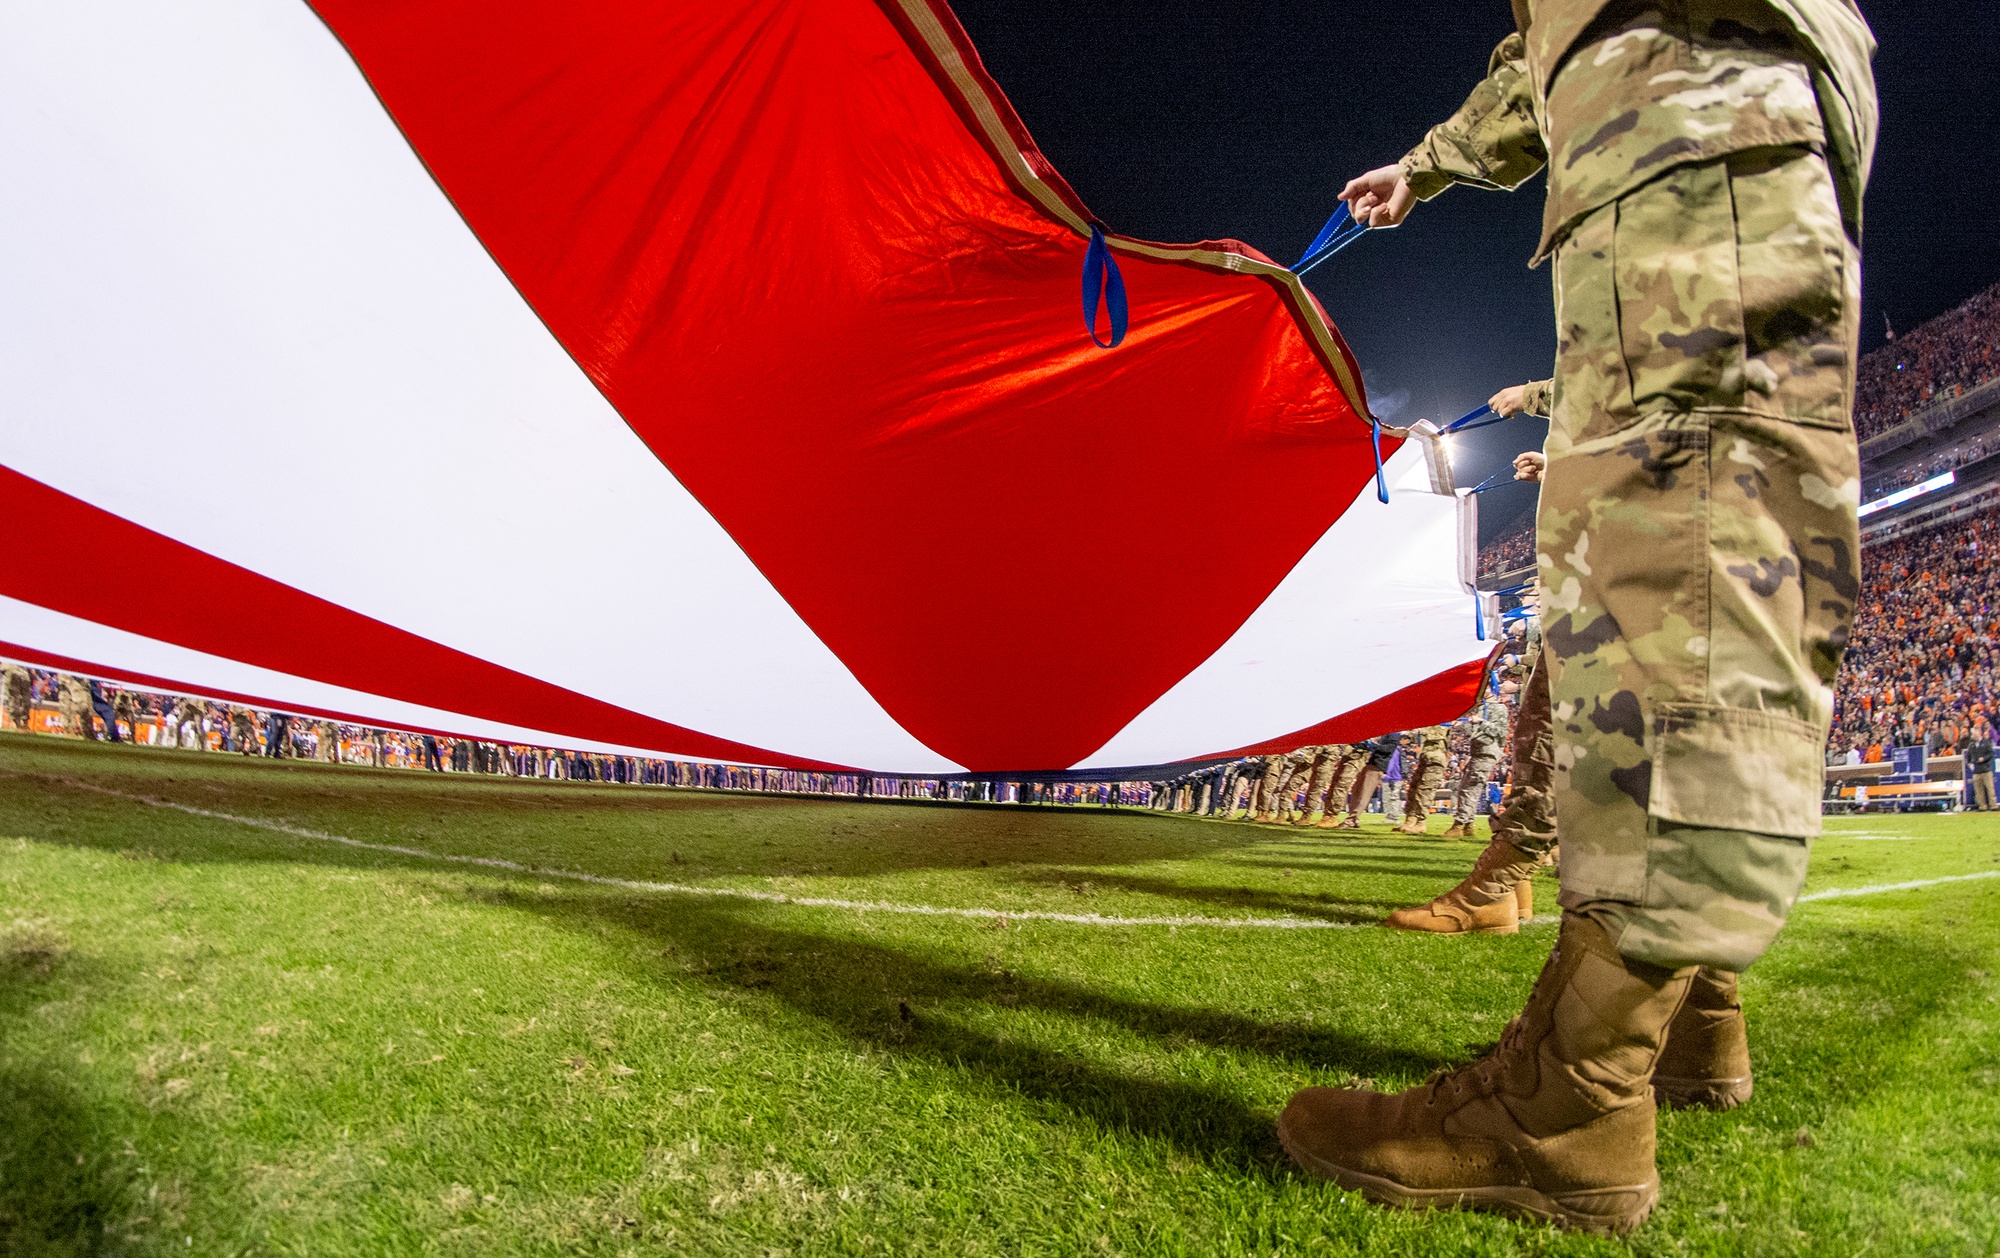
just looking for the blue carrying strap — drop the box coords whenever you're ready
[1293,202,1369,276]
[1081,225,1128,348]
[1444,404,1494,432]
[1370,414,1389,504]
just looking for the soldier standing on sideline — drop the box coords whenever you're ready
[1253,748,1310,822]
[1393,725,1449,834]
[1331,733,1400,828]
[58,674,95,739]
[1444,687,1510,838]
[229,706,258,754]
[1280,0,1876,1234]
[2,664,32,731]
[1315,743,1373,828]
[112,687,139,743]
[173,696,209,750]
[1391,589,1554,933]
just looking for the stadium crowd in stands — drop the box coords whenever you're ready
[1865,431,1994,495]
[1854,281,2000,442]
[1827,495,2000,763]
[1479,516,1536,582]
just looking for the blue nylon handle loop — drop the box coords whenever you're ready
[1371,415,1389,504]
[1465,469,1512,495]
[1445,404,1493,432]
[1448,413,1514,435]
[1475,596,1486,641]
[1081,225,1128,348]
[1294,221,1368,277]
[1294,203,1353,269]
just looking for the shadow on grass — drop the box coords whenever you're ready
[1218,855,1474,881]
[0,1065,134,1258]
[0,944,134,1258]
[1002,868,1397,925]
[476,887,1454,1176]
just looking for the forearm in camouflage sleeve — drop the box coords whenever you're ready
[1522,378,1553,417]
[1399,33,1547,201]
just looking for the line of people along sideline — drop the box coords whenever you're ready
[0,666,1151,804]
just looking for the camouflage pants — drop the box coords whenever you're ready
[1452,737,1503,823]
[1305,745,1364,815]
[1325,749,1371,818]
[1541,146,1859,972]
[1280,747,1336,816]
[59,683,95,740]
[1490,653,1557,853]
[1402,754,1448,825]
[1255,754,1307,816]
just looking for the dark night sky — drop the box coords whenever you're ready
[952,0,2000,537]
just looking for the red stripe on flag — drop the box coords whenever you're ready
[1204,653,1496,759]
[0,465,851,770]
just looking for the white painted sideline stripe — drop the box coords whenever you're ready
[1797,870,2000,902]
[53,777,1356,931]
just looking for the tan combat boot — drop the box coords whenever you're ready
[1652,967,1753,1110]
[1440,821,1472,839]
[1279,915,1692,1236]
[1294,811,1323,827]
[1515,875,1534,921]
[1318,812,1348,829]
[1394,819,1427,836]
[1384,838,1537,935]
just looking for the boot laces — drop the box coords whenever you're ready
[1423,1012,1527,1107]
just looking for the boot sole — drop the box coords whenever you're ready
[1381,916,1518,935]
[1653,1075,1753,1112]
[1278,1115,1657,1237]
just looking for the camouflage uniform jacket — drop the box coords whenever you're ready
[1413,725,1450,764]
[1521,378,1552,419]
[1466,693,1511,745]
[1402,0,1877,261]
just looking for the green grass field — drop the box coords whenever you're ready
[2,734,1996,1257]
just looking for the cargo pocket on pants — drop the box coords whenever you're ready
[1648,702,1824,840]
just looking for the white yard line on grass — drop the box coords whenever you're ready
[1798,870,2000,902]
[39,775,2000,927]
[51,777,1356,930]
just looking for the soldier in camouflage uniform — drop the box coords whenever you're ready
[58,674,96,739]
[1274,745,1337,822]
[175,697,211,750]
[1253,748,1310,822]
[1314,743,1373,827]
[1390,587,1554,932]
[1444,689,1510,837]
[2,664,32,732]
[112,687,139,742]
[229,706,258,755]
[1393,726,1450,834]
[1297,743,1361,825]
[1280,0,1875,1234]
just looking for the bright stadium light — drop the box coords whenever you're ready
[1858,470,1955,519]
